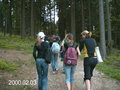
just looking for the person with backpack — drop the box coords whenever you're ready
[80,30,98,90]
[51,35,60,74]
[64,33,81,90]
[33,32,51,90]
[60,34,68,73]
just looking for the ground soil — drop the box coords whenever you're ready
[0,49,120,90]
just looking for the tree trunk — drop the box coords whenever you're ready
[9,0,12,36]
[5,16,8,36]
[81,0,85,31]
[31,0,34,38]
[6,0,9,34]
[106,0,112,49]
[71,0,76,41]
[88,0,91,31]
[49,0,52,35]
[54,0,55,32]
[99,0,107,58]
[21,0,25,38]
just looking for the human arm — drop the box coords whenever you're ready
[33,45,37,60]
[79,39,85,52]
[77,46,81,56]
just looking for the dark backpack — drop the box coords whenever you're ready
[45,48,52,64]
[43,41,52,64]
[64,44,78,65]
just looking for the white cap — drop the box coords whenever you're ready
[37,32,45,38]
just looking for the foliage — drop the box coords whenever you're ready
[0,0,120,48]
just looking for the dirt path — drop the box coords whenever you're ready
[0,49,120,90]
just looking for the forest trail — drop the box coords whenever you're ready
[0,49,120,90]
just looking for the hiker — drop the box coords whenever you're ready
[64,33,81,90]
[60,34,68,73]
[33,32,50,90]
[51,35,60,74]
[80,30,98,90]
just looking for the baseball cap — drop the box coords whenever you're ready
[37,32,45,38]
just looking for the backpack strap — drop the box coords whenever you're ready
[69,43,77,48]
[67,43,77,52]
[67,42,75,47]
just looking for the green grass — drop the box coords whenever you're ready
[0,33,34,51]
[0,59,17,71]
[0,33,35,71]
[96,50,120,81]
[97,63,120,81]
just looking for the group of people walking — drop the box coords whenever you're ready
[33,30,98,90]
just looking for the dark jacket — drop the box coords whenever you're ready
[33,41,50,60]
[80,38,97,58]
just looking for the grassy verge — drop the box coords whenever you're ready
[96,49,120,81]
[0,59,17,71]
[0,33,35,71]
[0,33,34,52]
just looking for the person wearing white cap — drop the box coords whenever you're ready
[33,32,49,90]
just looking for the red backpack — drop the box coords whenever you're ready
[64,44,78,65]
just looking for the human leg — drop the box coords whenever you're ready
[70,65,76,90]
[65,65,71,90]
[54,53,59,71]
[36,58,43,90]
[51,54,55,71]
[84,58,91,90]
[90,58,97,77]
[85,80,91,90]
[89,58,97,89]
[63,62,65,73]
[42,59,49,90]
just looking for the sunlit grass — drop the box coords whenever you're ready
[97,49,120,81]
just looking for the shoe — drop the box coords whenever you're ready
[62,71,65,74]
[56,68,59,71]
[53,71,56,74]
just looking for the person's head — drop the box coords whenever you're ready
[81,30,92,38]
[66,33,74,44]
[51,35,56,41]
[56,35,60,41]
[36,32,45,45]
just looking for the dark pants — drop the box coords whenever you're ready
[84,57,97,81]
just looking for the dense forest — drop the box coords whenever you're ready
[0,0,120,58]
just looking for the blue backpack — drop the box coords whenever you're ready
[51,42,60,54]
